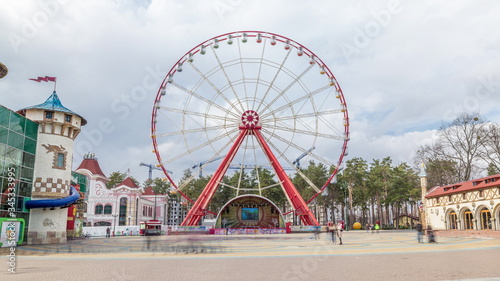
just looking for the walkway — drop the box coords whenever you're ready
[2,230,500,281]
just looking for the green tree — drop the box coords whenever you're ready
[180,169,207,202]
[368,157,392,226]
[340,157,369,226]
[255,168,286,208]
[143,177,171,194]
[106,171,139,189]
[385,162,419,228]
[292,161,329,203]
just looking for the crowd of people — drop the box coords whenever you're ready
[315,221,437,245]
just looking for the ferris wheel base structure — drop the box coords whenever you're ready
[181,111,319,226]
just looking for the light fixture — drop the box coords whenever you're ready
[309,55,316,65]
[284,40,290,50]
[297,47,303,56]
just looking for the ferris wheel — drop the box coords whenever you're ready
[151,31,349,226]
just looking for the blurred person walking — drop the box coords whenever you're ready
[427,225,436,243]
[416,222,423,243]
[328,222,337,244]
[336,221,344,245]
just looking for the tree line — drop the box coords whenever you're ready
[102,112,499,227]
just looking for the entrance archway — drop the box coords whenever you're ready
[215,195,284,229]
[462,208,474,230]
[447,210,458,230]
[478,207,492,230]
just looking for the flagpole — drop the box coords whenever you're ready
[29,76,57,91]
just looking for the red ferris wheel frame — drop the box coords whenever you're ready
[151,31,349,226]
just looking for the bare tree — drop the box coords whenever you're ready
[480,123,500,174]
[438,113,488,181]
[414,112,488,184]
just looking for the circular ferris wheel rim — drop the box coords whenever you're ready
[150,30,350,198]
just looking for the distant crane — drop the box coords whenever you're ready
[139,162,168,220]
[292,146,316,168]
[140,162,173,177]
[191,155,224,178]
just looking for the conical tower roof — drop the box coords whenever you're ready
[76,153,107,180]
[17,91,87,125]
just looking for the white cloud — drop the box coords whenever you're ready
[1,0,499,184]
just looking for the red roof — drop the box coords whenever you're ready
[76,156,107,179]
[142,186,166,196]
[426,174,500,198]
[117,177,139,189]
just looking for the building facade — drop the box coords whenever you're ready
[17,91,86,244]
[425,174,500,231]
[0,105,37,240]
[76,154,168,230]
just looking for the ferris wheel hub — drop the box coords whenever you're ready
[240,110,261,129]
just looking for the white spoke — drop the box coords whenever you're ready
[164,128,239,164]
[262,128,334,167]
[157,106,238,123]
[265,124,343,140]
[259,132,321,192]
[252,35,268,110]
[170,81,241,119]
[255,47,292,113]
[261,83,331,119]
[157,124,235,137]
[210,46,245,113]
[259,63,315,116]
[265,109,343,122]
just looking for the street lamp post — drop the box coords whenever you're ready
[112,214,119,235]
[140,162,162,220]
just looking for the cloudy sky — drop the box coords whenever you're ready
[1,0,499,184]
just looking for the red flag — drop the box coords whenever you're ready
[45,76,56,82]
[37,76,48,82]
[29,78,41,82]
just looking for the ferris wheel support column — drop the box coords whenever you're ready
[253,130,319,226]
[181,129,249,226]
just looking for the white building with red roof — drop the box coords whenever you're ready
[425,174,500,231]
[75,153,168,233]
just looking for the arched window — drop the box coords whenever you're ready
[95,204,103,214]
[480,208,492,230]
[464,210,473,230]
[449,211,458,230]
[119,197,127,226]
[104,204,112,214]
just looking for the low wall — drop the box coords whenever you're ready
[213,228,286,235]
[83,226,141,237]
[290,225,321,232]
[435,230,500,240]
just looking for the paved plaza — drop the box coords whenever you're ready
[2,230,500,281]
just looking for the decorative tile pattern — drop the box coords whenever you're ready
[32,177,70,198]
